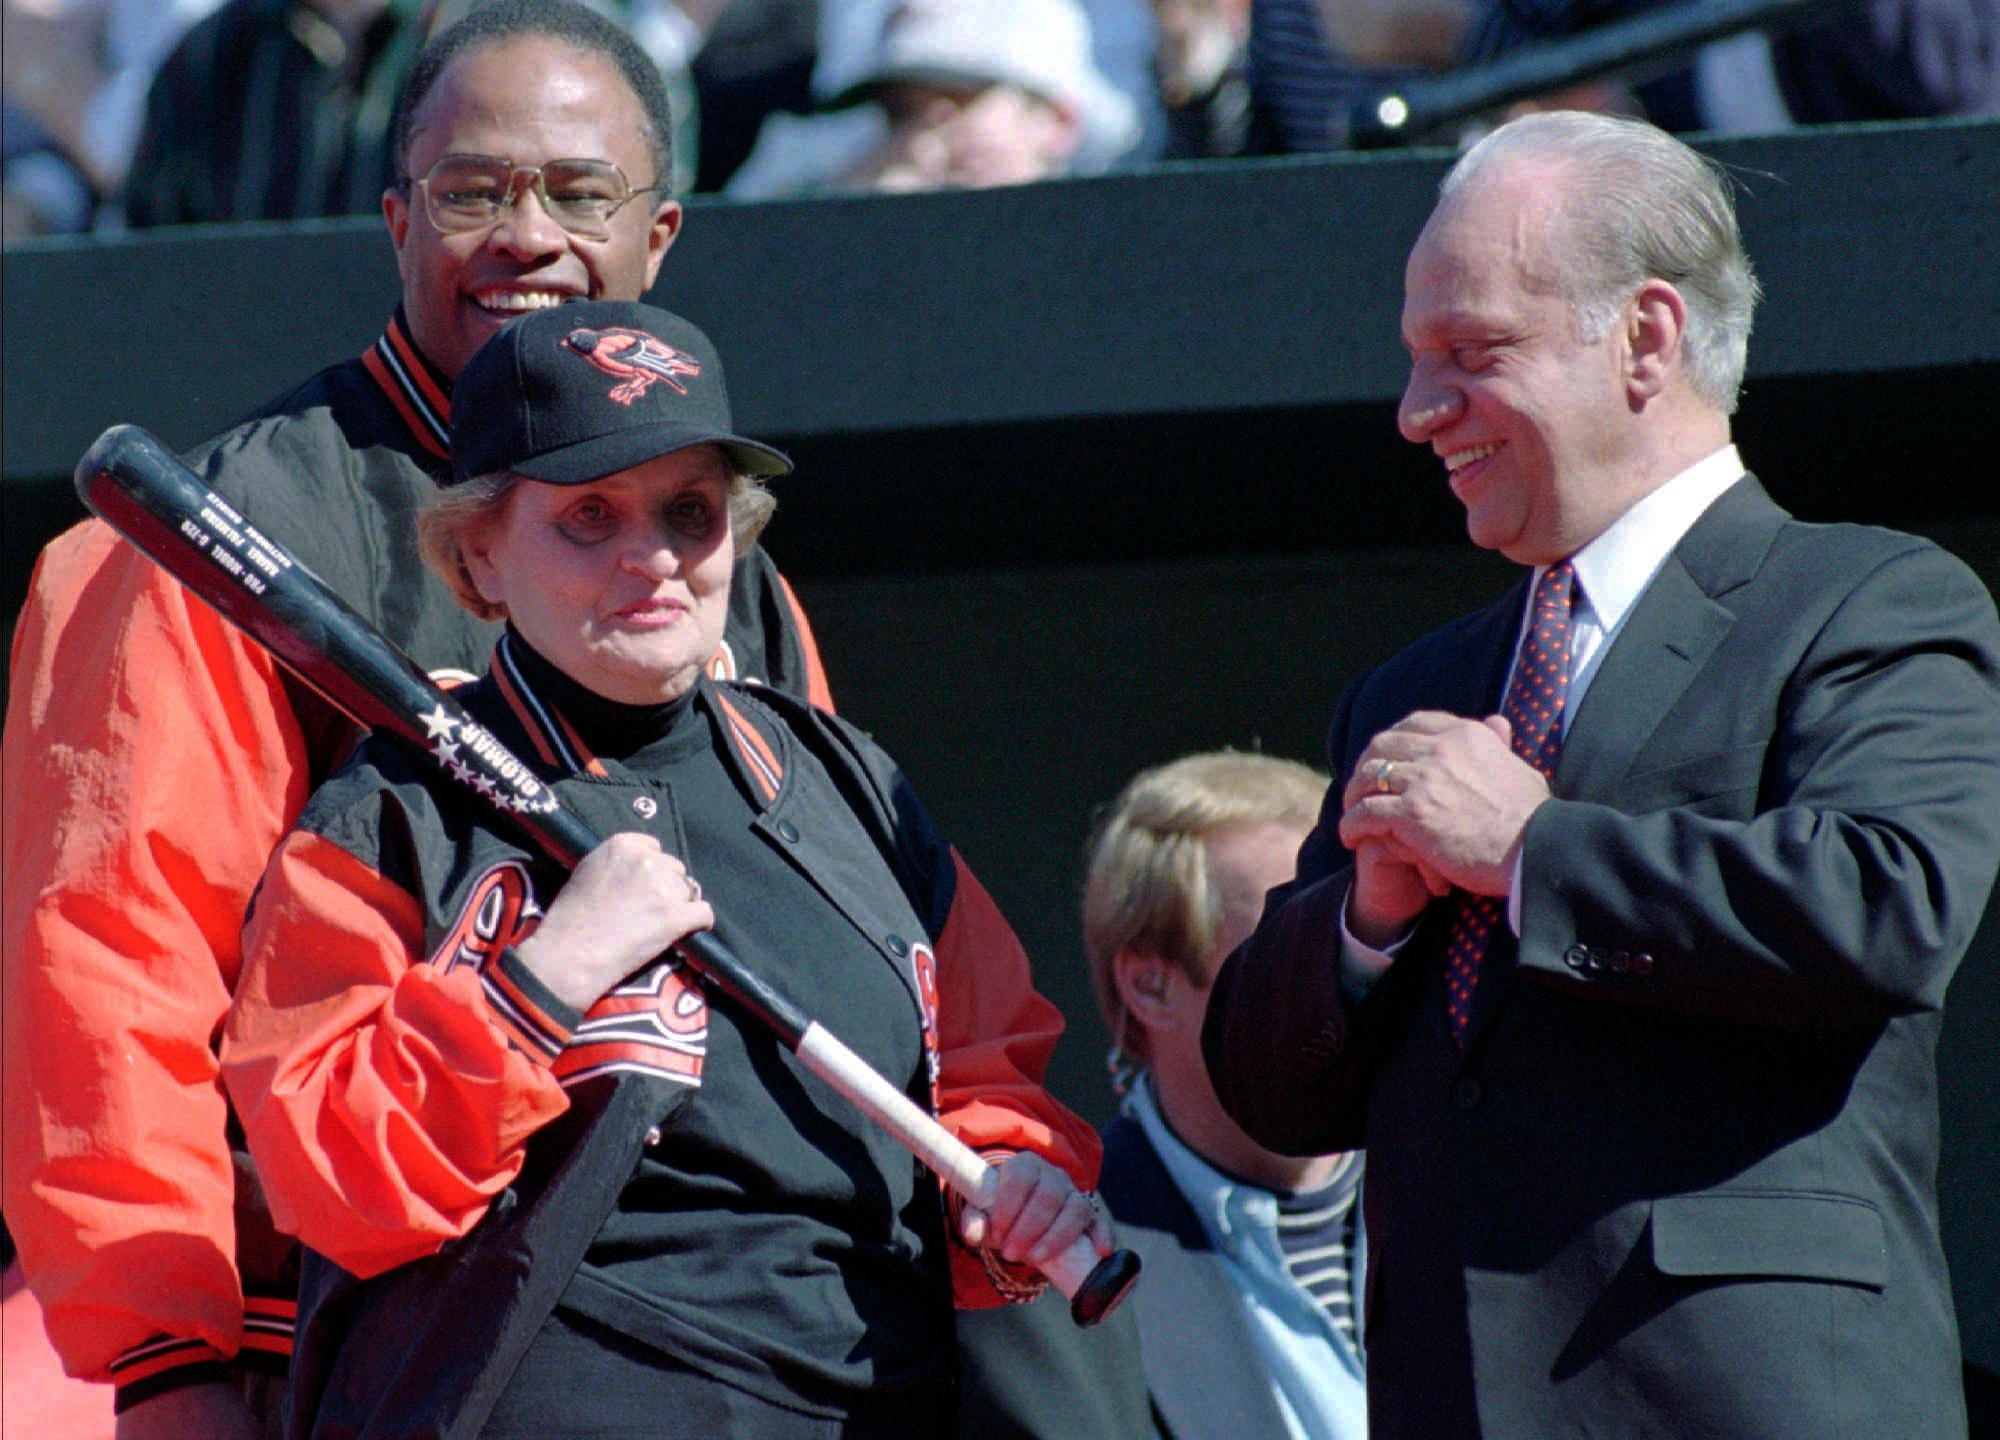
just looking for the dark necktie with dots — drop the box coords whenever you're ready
[1442,561,1576,1047]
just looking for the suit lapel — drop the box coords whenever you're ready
[1555,475,1782,798]
[1464,583,1529,716]
[1460,476,1785,1056]
[1551,562,1733,798]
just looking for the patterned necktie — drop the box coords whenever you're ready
[1442,562,1576,1046]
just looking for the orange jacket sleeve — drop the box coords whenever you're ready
[1,521,310,1383]
[222,831,573,1281]
[930,850,1103,1309]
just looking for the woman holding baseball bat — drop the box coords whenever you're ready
[220,302,1112,1439]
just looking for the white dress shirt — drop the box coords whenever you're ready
[1342,445,1748,990]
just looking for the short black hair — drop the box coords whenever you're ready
[392,0,675,191]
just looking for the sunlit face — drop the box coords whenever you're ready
[464,447,734,704]
[1121,813,1316,1189]
[878,82,1077,189]
[1150,819,1309,1063]
[384,35,682,379]
[1397,163,1635,565]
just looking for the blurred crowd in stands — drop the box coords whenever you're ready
[3,0,1995,238]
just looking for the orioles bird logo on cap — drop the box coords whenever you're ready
[562,326,702,404]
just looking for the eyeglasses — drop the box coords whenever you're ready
[412,155,663,241]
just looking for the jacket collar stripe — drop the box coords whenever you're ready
[361,344,451,460]
[360,316,451,458]
[491,645,567,769]
[712,691,783,803]
[491,634,612,779]
[552,709,608,779]
[384,312,452,416]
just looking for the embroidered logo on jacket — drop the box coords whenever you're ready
[912,941,941,1113]
[433,861,543,972]
[563,326,701,404]
[554,959,707,1089]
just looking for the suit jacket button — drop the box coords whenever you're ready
[1564,945,1589,970]
[1452,1078,1483,1109]
[886,933,909,957]
[776,819,801,843]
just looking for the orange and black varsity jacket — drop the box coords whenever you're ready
[221,646,1099,1438]
[1,311,829,1411]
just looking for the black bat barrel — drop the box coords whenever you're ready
[73,422,813,1047]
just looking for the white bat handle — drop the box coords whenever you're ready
[794,1021,1109,1305]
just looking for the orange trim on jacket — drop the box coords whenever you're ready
[930,850,1100,1307]
[777,572,835,713]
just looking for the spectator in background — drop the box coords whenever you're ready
[1153,0,1261,157]
[808,0,1160,169]
[1639,0,1998,131]
[1251,0,1644,153]
[3,97,96,235]
[1461,0,1997,130]
[1764,0,1998,121]
[725,0,1140,198]
[1,0,224,231]
[119,0,764,225]
[123,0,426,228]
[1251,0,1996,152]
[960,750,1366,1440]
[1249,0,1473,151]
[686,0,820,190]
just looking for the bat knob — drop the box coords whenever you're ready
[1068,1247,1142,1327]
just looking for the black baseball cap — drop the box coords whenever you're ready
[449,301,792,487]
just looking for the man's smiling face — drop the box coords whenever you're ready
[1397,160,1636,566]
[383,34,681,380]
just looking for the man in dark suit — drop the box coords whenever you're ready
[1203,109,2000,1440]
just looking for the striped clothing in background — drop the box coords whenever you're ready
[122,0,430,228]
[1275,1150,1363,1351]
[1248,0,1433,150]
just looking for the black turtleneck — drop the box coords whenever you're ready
[503,626,697,760]
[492,630,949,1414]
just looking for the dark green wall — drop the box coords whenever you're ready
[5,118,1998,1365]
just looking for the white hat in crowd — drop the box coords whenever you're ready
[815,0,1142,170]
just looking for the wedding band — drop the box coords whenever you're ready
[1371,759,1397,793]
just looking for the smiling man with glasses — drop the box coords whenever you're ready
[383,6,683,381]
[411,155,665,241]
[4,5,829,1438]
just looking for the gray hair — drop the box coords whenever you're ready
[417,466,775,622]
[1442,111,1760,414]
